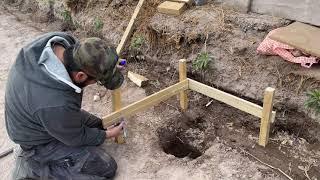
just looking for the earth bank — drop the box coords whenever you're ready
[1,0,320,179]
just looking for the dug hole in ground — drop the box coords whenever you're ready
[1,0,320,179]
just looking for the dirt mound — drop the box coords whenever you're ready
[146,4,320,123]
[149,6,289,49]
[227,12,291,32]
[3,1,320,178]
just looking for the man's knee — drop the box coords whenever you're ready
[106,156,117,177]
[102,155,117,178]
[81,151,117,178]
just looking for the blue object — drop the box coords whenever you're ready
[119,59,127,66]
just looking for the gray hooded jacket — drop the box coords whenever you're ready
[5,32,106,150]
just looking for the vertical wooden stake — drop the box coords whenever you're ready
[112,89,121,112]
[179,59,188,111]
[258,87,275,147]
[112,0,145,144]
[112,88,125,144]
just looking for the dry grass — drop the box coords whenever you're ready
[65,0,88,12]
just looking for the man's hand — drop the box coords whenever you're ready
[105,121,125,138]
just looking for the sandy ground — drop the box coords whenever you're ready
[0,9,43,179]
[0,8,286,180]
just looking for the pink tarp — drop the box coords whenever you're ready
[257,29,319,68]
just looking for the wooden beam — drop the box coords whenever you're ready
[179,59,188,111]
[188,79,276,119]
[111,89,125,143]
[128,71,149,87]
[112,0,145,143]
[116,0,145,54]
[259,87,275,147]
[112,89,122,112]
[103,80,189,128]
[157,1,187,16]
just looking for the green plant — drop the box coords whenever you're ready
[94,17,104,32]
[61,10,72,24]
[305,89,320,114]
[130,35,145,50]
[192,52,211,71]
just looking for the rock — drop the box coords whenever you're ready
[93,94,100,102]
[110,0,124,8]
[194,0,206,6]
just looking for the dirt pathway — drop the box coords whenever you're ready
[0,8,43,179]
[0,7,284,180]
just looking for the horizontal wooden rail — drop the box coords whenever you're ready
[103,79,189,128]
[188,79,276,121]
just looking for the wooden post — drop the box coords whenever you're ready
[258,87,275,147]
[179,59,188,111]
[111,0,145,144]
[112,89,121,112]
[103,80,189,127]
[111,89,125,144]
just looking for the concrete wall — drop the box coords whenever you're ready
[251,0,320,26]
[215,0,251,13]
[217,0,320,26]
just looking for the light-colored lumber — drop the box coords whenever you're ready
[111,89,125,143]
[128,71,149,87]
[157,1,187,16]
[103,80,189,128]
[171,0,193,5]
[112,89,122,112]
[115,130,126,143]
[188,79,276,119]
[179,59,188,111]
[269,22,320,58]
[116,0,145,54]
[259,87,275,147]
[113,0,145,143]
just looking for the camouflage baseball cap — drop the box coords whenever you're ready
[72,37,124,90]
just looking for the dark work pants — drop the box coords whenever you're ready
[12,141,117,180]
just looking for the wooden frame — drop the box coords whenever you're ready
[103,60,277,147]
[104,79,189,127]
[188,79,276,121]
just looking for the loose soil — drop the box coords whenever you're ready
[1,0,320,180]
[138,60,320,179]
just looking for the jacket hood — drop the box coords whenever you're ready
[14,32,77,92]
